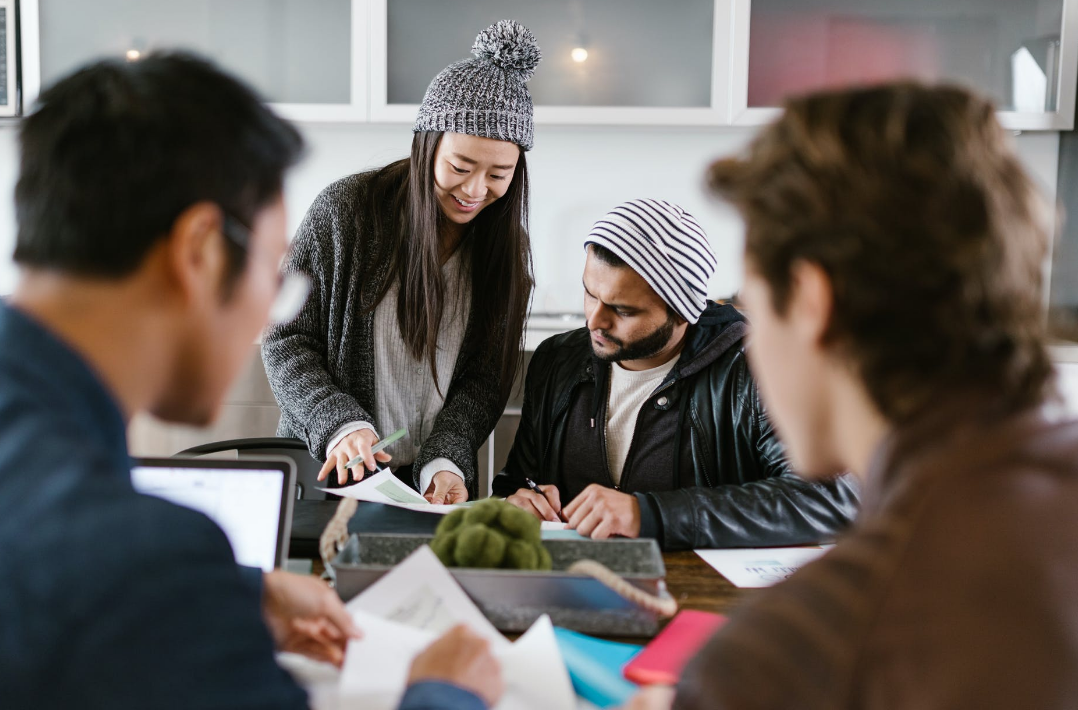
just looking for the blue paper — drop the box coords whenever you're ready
[553,627,642,708]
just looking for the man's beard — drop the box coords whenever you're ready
[592,314,677,363]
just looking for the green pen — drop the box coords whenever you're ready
[346,427,408,469]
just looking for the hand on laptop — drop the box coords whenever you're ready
[261,570,361,667]
[564,484,641,539]
[408,624,504,707]
[320,429,392,485]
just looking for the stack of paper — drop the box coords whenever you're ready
[281,545,577,710]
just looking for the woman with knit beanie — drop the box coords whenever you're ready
[262,20,541,505]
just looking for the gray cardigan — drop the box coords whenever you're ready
[261,170,508,498]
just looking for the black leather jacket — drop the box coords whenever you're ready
[493,304,860,550]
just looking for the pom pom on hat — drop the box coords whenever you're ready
[472,19,542,81]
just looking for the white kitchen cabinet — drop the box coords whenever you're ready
[369,0,731,125]
[727,0,1078,130]
[18,0,369,122]
[14,1,1078,129]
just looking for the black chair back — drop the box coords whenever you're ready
[176,437,326,500]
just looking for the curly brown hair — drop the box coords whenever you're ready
[710,82,1055,425]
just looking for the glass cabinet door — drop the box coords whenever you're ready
[733,0,1077,129]
[373,0,725,123]
[31,0,361,120]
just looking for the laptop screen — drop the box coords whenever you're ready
[131,458,293,572]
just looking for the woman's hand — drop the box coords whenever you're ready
[423,470,469,504]
[318,429,392,485]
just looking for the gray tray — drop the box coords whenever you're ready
[330,533,670,637]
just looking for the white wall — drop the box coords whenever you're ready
[0,121,1060,316]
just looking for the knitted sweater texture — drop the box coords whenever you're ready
[261,169,508,497]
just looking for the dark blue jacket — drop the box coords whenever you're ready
[0,303,481,710]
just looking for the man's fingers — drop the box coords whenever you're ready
[449,488,468,504]
[539,485,563,514]
[529,491,559,522]
[575,508,605,538]
[319,590,362,639]
[375,451,393,463]
[567,494,599,531]
[506,493,544,519]
[590,519,613,540]
[564,491,588,521]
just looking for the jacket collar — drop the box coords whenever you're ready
[0,302,130,473]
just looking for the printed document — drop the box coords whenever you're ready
[319,469,463,514]
[321,471,582,535]
[695,545,833,588]
[341,546,575,709]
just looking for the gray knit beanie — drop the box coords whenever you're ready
[413,20,541,151]
[585,199,718,324]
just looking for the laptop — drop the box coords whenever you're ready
[131,456,296,572]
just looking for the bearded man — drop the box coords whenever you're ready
[494,199,858,550]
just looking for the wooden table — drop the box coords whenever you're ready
[662,550,754,617]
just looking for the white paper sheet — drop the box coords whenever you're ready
[695,545,833,588]
[347,545,506,647]
[334,545,576,709]
[318,469,464,514]
[340,610,575,710]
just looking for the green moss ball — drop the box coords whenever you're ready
[429,529,458,567]
[436,508,467,535]
[496,505,542,544]
[454,524,508,568]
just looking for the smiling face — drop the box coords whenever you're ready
[432,132,521,227]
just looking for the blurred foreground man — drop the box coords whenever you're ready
[0,54,500,710]
[630,82,1078,710]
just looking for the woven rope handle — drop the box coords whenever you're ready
[567,559,679,618]
[319,497,358,568]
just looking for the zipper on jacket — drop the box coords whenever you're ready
[594,373,619,490]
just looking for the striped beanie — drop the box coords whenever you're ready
[584,199,718,324]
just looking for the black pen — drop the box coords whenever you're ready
[524,477,567,523]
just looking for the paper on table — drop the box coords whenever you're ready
[495,615,577,710]
[694,545,833,588]
[318,469,464,514]
[339,545,576,709]
[341,611,576,710]
[347,545,506,647]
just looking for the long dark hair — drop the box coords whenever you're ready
[364,131,533,401]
